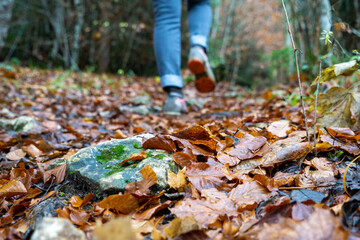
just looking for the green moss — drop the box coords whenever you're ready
[157,154,165,160]
[133,143,142,149]
[104,167,126,177]
[96,145,125,164]
[146,152,154,158]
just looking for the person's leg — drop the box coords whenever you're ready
[153,0,183,90]
[187,0,212,51]
[187,0,215,93]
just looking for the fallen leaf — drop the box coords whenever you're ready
[6,149,26,161]
[118,150,146,164]
[186,163,225,191]
[267,120,292,138]
[114,129,128,139]
[229,181,275,211]
[164,216,199,239]
[171,198,237,228]
[134,200,171,220]
[22,144,43,158]
[143,135,177,152]
[171,152,194,168]
[93,217,137,240]
[125,165,158,195]
[0,180,27,198]
[168,168,187,191]
[312,60,358,85]
[321,134,360,155]
[43,163,66,184]
[99,194,139,214]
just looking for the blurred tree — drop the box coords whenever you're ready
[0,0,14,49]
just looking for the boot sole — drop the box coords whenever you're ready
[187,58,215,93]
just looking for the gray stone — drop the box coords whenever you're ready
[0,116,39,132]
[119,105,150,115]
[130,95,151,106]
[67,134,175,193]
[30,217,86,240]
[0,108,16,118]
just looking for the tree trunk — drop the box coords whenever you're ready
[71,0,85,70]
[0,0,14,49]
[98,1,113,72]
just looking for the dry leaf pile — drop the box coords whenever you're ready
[0,67,359,239]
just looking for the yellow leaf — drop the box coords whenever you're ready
[312,60,358,85]
[167,168,187,191]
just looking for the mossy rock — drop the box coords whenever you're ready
[67,134,176,193]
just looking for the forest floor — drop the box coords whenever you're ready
[0,66,359,239]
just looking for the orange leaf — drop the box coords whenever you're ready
[125,165,158,195]
[118,150,146,165]
[0,180,27,199]
[99,194,139,214]
[69,196,83,208]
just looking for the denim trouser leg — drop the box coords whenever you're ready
[153,0,212,89]
[188,0,212,51]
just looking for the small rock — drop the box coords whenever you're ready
[0,108,16,118]
[0,116,39,132]
[130,95,151,106]
[290,189,325,203]
[119,105,150,115]
[30,217,86,240]
[67,134,176,193]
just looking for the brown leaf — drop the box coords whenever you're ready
[143,135,177,152]
[174,125,213,141]
[216,152,240,167]
[186,163,225,191]
[168,168,187,191]
[22,144,43,158]
[229,181,275,211]
[125,165,158,195]
[267,120,292,138]
[69,208,89,226]
[118,150,146,165]
[172,152,194,168]
[321,134,360,155]
[43,163,66,184]
[254,175,278,191]
[200,188,228,203]
[134,200,171,220]
[261,137,313,167]
[0,180,27,199]
[99,194,139,214]
[225,133,267,161]
[170,198,237,228]
[6,149,26,161]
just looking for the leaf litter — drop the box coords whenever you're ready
[0,67,359,239]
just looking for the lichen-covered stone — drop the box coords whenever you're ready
[0,116,39,132]
[67,134,175,193]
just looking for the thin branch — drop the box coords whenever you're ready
[313,59,322,156]
[281,0,310,144]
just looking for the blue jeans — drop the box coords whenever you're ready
[153,0,212,89]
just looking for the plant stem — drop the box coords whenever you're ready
[281,0,310,144]
[313,59,322,156]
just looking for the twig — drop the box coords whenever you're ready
[343,155,360,197]
[281,0,310,144]
[313,59,322,156]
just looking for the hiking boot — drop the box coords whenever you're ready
[187,46,216,93]
[163,92,188,115]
